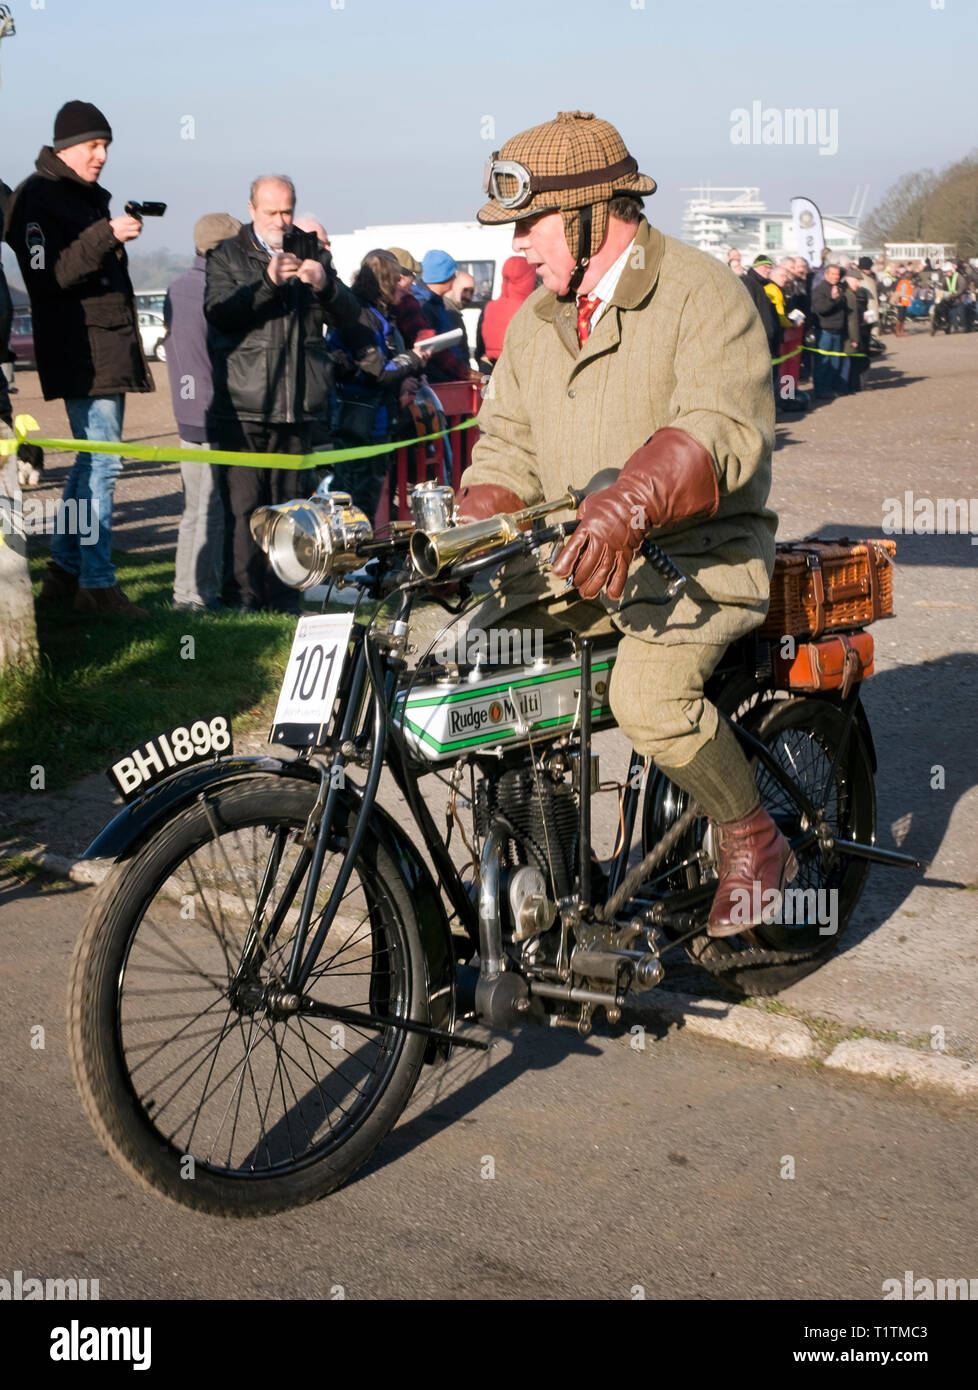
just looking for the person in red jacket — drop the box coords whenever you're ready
[476,255,537,371]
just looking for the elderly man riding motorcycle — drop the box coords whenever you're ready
[458,110,797,935]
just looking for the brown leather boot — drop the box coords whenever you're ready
[707,804,799,937]
[39,561,79,602]
[73,585,150,619]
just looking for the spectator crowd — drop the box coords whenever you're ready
[0,101,539,619]
[1,98,974,621]
[726,245,976,413]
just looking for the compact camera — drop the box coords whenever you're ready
[124,201,167,219]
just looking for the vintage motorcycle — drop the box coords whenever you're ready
[68,481,919,1217]
[877,291,897,336]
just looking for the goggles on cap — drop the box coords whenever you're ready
[482,152,640,211]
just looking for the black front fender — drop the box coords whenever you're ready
[83,755,319,862]
[84,755,455,1064]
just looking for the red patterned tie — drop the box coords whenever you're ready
[576,294,602,346]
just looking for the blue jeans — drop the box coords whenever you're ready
[813,331,842,396]
[51,395,125,588]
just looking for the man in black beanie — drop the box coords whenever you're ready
[4,100,153,617]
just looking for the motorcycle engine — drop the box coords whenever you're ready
[475,758,578,926]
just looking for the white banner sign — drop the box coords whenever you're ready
[791,196,825,269]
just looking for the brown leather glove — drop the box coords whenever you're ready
[456,483,527,524]
[552,427,720,601]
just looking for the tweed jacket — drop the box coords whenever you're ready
[460,217,777,647]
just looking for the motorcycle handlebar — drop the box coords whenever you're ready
[417,517,687,602]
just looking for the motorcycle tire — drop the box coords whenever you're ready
[646,694,876,997]
[68,775,429,1218]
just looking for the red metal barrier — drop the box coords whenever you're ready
[376,379,482,527]
[778,325,805,396]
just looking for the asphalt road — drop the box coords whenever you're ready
[1,876,976,1301]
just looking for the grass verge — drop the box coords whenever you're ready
[747,997,933,1053]
[1,551,297,791]
[0,853,73,892]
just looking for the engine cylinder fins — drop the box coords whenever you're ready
[487,766,579,900]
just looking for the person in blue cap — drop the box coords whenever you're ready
[410,248,471,382]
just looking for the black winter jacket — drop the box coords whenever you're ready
[811,279,847,334]
[204,224,360,428]
[3,148,153,401]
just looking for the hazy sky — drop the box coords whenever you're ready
[1,0,975,262]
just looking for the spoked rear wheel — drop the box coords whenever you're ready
[747,698,876,949]
[646,695,876,996]
[68,775,428,1217]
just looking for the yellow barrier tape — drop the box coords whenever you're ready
[771,345,869,364]
[803,345,868,359]
[0,412,478,465]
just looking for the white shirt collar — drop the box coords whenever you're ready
[252,228,277,259]
[578,236,636,329]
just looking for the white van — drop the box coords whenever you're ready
[327,221,523,359]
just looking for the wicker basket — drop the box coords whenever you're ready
[759,538,896,639]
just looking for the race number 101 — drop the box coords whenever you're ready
[289,643,337,705]
[272,614,354,734]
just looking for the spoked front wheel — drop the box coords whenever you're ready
[68,775,429,1217]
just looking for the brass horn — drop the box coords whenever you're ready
[409,490,580,578]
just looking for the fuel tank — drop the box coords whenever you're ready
[393,639,621,762]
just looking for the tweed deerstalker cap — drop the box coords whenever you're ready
[478,111,655,223]
[478,111,655,263]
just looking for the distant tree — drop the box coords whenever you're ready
[862,169,938,246]
[921,154,978,259]
[126,248,194,289]
[865,152,978,257]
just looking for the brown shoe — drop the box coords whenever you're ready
[707,804,799,937]
[73,585,150,619]
[40,561,80,602]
